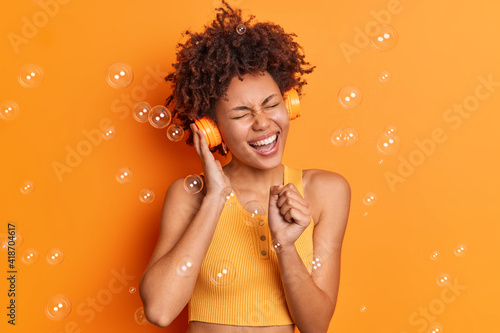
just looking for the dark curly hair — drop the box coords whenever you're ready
[165,0,315,155]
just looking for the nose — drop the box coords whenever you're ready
[251,111,271,131]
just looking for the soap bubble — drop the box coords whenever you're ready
[430,251,440,261]
[139,189,155,203]
[338,85,362,109]
[436,273,451,287]
[307,253,327,276]
[360,305,367,312]
[129,287,136,293]
[428,322,444,333]
[330,128,346,147]
[183,175,203,194]
[379,71,392,83]
[383,125,398,137]
[115,167,133,184]
[2,231,23,249]
[133,102,151,123]
[149,105,171,129]
[20,180,35,194]
[362,192,378,206]
[166,124,184,142]
[223,187,240,206]
[236,24,246,34]
[271,239,284,253]
[45,294,72,320]
[243,200,266,226]
[0,100,20,121]
[21,248,39,264]
[106,62,133,89]
[453,244,467,257]
[176,255,195,277]
[376,132,401,155]
[343,128,359,146]
[102,126,116,140]
[134,307,148,325]
[370,24,398,51]
[209,260,236,286]
[46,248,64,265]
[18,64,44,88]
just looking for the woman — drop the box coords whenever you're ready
[139,2,351,332]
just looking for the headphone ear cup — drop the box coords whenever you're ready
[284,89,301,120]
[193,118,222,148]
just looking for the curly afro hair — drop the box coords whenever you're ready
[164,0,315,155]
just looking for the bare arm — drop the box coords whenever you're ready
[269,170,351,332]
[139,126,231,327]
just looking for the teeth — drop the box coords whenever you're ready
[250,134,277,146]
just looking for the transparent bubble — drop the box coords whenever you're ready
[360,305,367,312]
[337,85,363,109]
[20,180,35,194]
[18,64,44,88]
[166,124,185,142]
[139,188,155,203]
[430,251,440,261]
[129,287,136,293]
[46,248,65,265]
[243,200,266,227]
[183,175,203,194]
[176,255,195,277]
[362,192,378,206]
[3,231,23,249]
[0,100,20,121]
[370,24,398,51]
[209,260,236,286]
[236,24,246,34]
[383,125,398,137]
[428,322,444,333]
[45,294,72,320]
[115,167,133,184]
[376,133,401,155]
[148,105,171,129]
[223,187,240,206]
[106,62,134,89]
[379,71,392,83]
[101,126,116,140]
[134,307,148,325]
[343,128,359,146]
[21,248,39,264]
[133,102,151,123]
[271,239,284,253]
[436,273,451,287]
[454,244,467,257]
[307,253,327,276]
[330,128,345,147]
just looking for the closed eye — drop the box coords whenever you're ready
[232,114,249,119]
[265,103,279,109]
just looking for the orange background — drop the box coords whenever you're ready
[1,0,499,332]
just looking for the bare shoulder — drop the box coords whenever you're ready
[143,177,204,271]
[302,169,351,206]
[302,169,351,235]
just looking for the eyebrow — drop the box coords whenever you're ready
[229,94,277,112]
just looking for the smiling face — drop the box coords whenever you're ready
[214,71,289,170]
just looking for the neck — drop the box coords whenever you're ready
[223,159,284,196]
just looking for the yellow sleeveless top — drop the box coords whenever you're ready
[188,165,314,326]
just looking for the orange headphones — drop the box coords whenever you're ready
[193,89,300,148]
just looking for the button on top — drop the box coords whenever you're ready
[261,250,267,256]
[260,235,266,241]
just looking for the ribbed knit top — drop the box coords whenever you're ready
[188,165,314,326]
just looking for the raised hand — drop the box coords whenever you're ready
[268,183,311,246]
[190,123,231,198]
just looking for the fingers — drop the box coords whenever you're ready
[274,184,310,224]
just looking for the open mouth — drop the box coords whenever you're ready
[248,133,279,153]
